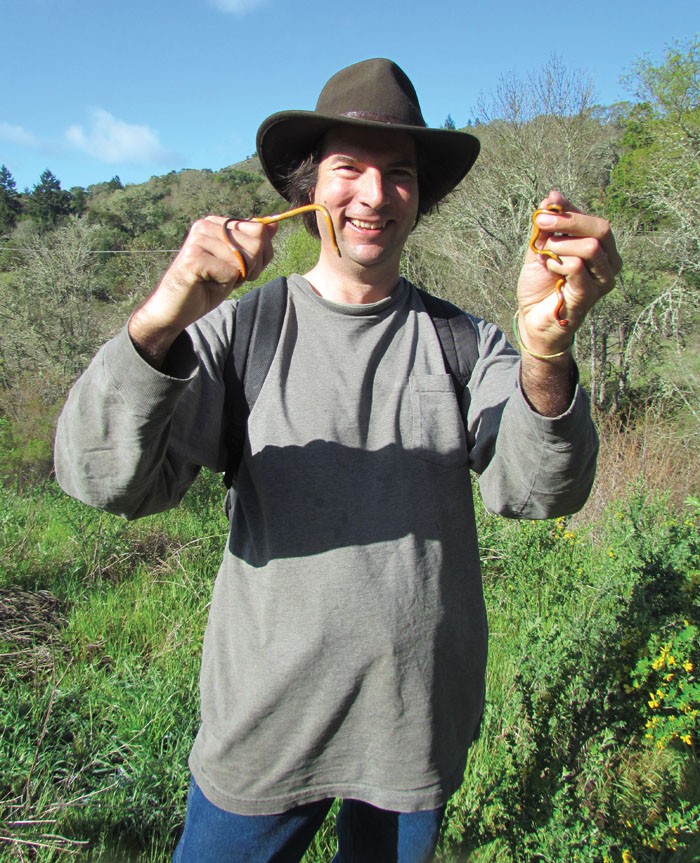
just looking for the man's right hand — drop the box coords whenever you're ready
[128,216,278,368]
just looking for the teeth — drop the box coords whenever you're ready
[349,219,385,230]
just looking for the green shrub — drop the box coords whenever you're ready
[441,492,700,862]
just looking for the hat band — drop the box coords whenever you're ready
[340,110,426,128]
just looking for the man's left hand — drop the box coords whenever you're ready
[516,190,621,358]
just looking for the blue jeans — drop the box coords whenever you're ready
[173,775,445,862]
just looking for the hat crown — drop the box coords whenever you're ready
[256,58,480,205]
[315,58,427,129]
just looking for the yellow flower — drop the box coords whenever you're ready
[683,660,693,672]
[622,850,635,863]
[681,733,692,746]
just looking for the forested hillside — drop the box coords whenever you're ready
[0,41,698,862]
[1,45,699,490]
[0,156,288,483]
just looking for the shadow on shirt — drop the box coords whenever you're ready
[226,438,474,567]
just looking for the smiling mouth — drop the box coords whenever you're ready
[347,218,387,231]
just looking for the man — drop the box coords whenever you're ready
[55,59,620,862]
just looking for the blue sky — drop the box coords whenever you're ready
[1,0,697,193]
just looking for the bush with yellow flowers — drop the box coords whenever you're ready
[633,622,698,752]
[441,491,700,863]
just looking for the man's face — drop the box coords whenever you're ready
[311,126,420,274]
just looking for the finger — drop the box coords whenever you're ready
[220,219,250,281]
[176,220,245,288]
[546,254,615,311]
[530,193,577,260]
[544,235,618,292]
[220,218,278,282]
[179,245,243,291]
[236,219,278,279]
[534,206,622,275]
[537,190,580,214]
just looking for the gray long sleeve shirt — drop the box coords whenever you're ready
[55,275,598,815]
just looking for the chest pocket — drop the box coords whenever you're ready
[408,374,468,468]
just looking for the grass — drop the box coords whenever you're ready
[1,476,225,861]
[1,447,699,861]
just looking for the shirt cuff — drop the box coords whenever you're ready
[514,361,593,445]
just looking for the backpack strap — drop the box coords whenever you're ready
[415,287,479,395]
[223,276,288,489]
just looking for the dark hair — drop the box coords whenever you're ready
[280,137,442,238]
[414,145,443,220]
[281,149,322,236]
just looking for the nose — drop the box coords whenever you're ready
[357,168,386,210]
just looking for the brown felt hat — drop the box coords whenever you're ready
[256,58,480,203]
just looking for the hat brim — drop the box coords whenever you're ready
[256,110,480,204]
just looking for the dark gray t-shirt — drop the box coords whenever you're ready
[55,275,598,814]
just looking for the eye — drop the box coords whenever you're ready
[334,163,360,177]
[388,167,417,182]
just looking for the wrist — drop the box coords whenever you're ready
[520,350,577,417]
[128,303,184,370]
[513,310,574,360]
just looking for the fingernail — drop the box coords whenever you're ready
[536,213,557,228]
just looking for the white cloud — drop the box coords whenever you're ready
[209,0,268,14]
[0,122,43,149]
[65,109,177,164]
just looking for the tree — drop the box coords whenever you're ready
[603,38,700,414]
[27,169,71,231]
[0,164,21,233]
[404,55,616,326]
[618,38,700,283]
[69,186,88,217]
[0,217,119,414]
[443,114,457,131]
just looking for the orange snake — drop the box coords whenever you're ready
[222,204,340,281]
[529,203,569,328]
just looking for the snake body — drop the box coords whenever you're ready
[222,204,340,281]
[529,203,569,328]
